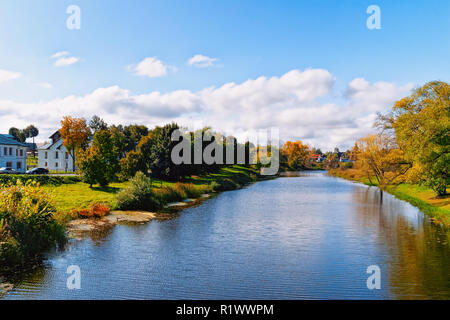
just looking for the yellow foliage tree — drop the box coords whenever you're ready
[356,133,411,190]
[281,141,310,170]
[60,116,91,172]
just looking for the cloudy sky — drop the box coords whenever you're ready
[0,0,449,150]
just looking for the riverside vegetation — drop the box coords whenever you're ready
[329,81,449,226]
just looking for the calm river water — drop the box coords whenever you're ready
[4,171,450,299]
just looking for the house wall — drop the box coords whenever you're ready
[0,144,27,173]
[38,141,75,172]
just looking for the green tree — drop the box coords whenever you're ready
[381,81,449,195]
[89,115,108,133]
[148,123,182,180]
[8,127,26,143]
[77,129,120,186]
[23,125,39,156]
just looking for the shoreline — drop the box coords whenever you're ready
[328,169,450,227]
[66,170,278,240]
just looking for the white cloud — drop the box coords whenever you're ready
[188,54,218,68]
[0,69,21,84]
[35,82,53,89]
[0,69,413,150]
[50,51,80,67]
[130,57,168,78]
[54,56,80,67]
[345,78,414,112]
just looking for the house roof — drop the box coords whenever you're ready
[38,130,62,150]
[0,134,28,147]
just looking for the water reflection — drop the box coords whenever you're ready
[350,185,450,299]
[3,171,450,299]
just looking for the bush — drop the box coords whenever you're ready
[155,183,211,204]
[0,181,66,269]
[0,175,81,186]
[70,203,111,219]
[116,172,161,211]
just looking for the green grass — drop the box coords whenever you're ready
[26,156,38,168]
[41,182,129,213]
[387,184,450,226]
[40,165,261,215]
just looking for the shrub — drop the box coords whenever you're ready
[156,186,183,203]
[70,203,111,219]
[0,180,66,269]
[0,175,81,186]
[116,172,161,211]
[155,183,211,203]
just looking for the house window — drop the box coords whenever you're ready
[9,147,12,156]
[65,152,69,160]
[45,152,48,159]
[20,149,23,157]
[16,149,18,156]
[6,162,12,168]
[44,162,48,167]
[3,147,6,156]
[55,162,59,168]
[17,162,22,169]
[55,151,59,159]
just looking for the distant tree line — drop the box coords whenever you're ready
[59,116,258,187]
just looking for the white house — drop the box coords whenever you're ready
[38,131,75,172]
[0,134,28,173]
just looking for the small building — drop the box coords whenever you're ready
[0,134,28,173]
[38,131,75,172]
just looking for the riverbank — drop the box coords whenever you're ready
[45,165,263,219]
[0,165,271,273]
[328,168,450,227]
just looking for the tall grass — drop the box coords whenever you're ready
[0,180,66,270]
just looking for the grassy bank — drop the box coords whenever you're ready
[328,168,450,226]
[41,165,262,221]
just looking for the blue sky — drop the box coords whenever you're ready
[0,0,449,149]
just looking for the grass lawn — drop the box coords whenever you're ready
[41,165,260,215]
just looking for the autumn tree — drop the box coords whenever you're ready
[281,141,310,170]
[355,133,411,190]
[379,81,449,196]
[60,116,91,172]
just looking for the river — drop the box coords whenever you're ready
[4,171,450,299]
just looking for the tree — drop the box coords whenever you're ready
[119,151,144,181]
[77,129,120,186]
[355,134,411,190]
[77,146,105,187]
[60,116,91,172]
[124,125,149,152]
[23,125,39,156]
[281,141,310,170]
[8,127,26,143]
[148,123,182,180]
[379,81,450,195]
[89,115,108,133]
